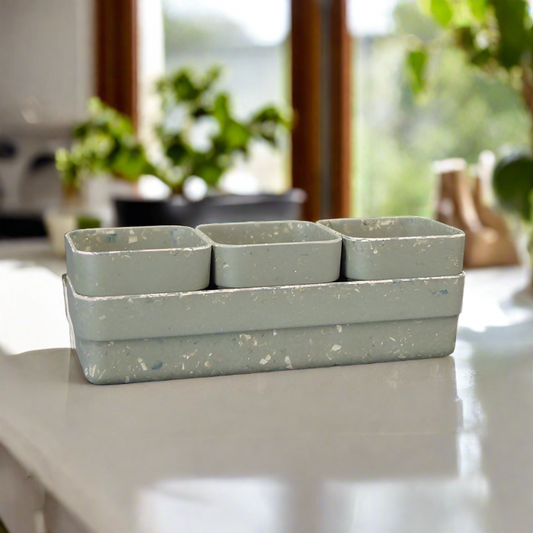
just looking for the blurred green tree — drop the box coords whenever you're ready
[354,0,529,217]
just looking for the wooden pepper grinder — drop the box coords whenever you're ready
[434,157,519,268]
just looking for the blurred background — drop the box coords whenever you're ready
[0,0,531,265]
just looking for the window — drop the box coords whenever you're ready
[139,0,291,194]
[349,0,529,217]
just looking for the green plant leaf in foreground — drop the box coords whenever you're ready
[467,0,487,20]
[492,0,531,69]
[430,0,453,26]
[406,47,429,94]
[493,153,533,222]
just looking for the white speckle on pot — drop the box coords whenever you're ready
[285,356,293,369]
[336,325,342,333]
[259,355,271,365]
[331,344,341,352]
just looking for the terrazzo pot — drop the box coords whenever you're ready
[196,220,342,288]
[65,225,211,296]
[318,217,465,281]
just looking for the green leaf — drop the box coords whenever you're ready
[467,0,487,20]
[455,26,475,51]
[224,121,250,150]
[406,47,428,94]
[430,0,453,26]
[493,153,533,221]
[164,134,190,165]
[492,0,531,69]
[193,159,224,185]
[201,66,222,92]
[469,47,492,67]
[111,146,149,180]
[77,215,101,229]
[212,93,231,125]
[173,71,201,101]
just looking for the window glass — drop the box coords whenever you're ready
[349,0,529,217]
[160,0,291,193]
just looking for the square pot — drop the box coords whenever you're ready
[65,225,211,296]
[318,217,465,280]
[196,220,341,288]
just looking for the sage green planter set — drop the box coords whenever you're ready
[63,217,466,385]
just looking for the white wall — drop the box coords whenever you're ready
[0,0,94,126]
[138,0,165,146]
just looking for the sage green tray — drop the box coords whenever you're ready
[64,273,465,385]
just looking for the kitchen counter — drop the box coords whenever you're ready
[0,239,532,533]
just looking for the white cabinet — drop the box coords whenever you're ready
[0,0,94,126]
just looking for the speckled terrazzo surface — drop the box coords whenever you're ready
[65,226,211,296]
[318,217,465,280]
[197,220,342,288]
[65,273,464,385]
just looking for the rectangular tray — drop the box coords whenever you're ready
[73,318,459,385]
[65,225,211,296]
[64,273,464,341]
[64,273,464,385]
[317,217,465,280]
[196,221,341,288]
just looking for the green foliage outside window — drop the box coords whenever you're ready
[402,0,533,223]
[355,0,529,217]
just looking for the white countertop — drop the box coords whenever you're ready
[0,240,532,533]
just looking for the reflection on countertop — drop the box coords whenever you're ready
[0,346,460,533]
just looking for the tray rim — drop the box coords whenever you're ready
[64,272,465,342]
[65,271,465,302]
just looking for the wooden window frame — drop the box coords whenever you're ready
[291,0,351,221]
[95,0,138,128]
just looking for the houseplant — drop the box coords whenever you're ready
[56,68,303,227]
[408,0,533,260]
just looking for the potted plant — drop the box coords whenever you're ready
[56,68,304,228]
[407,0,533,265]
